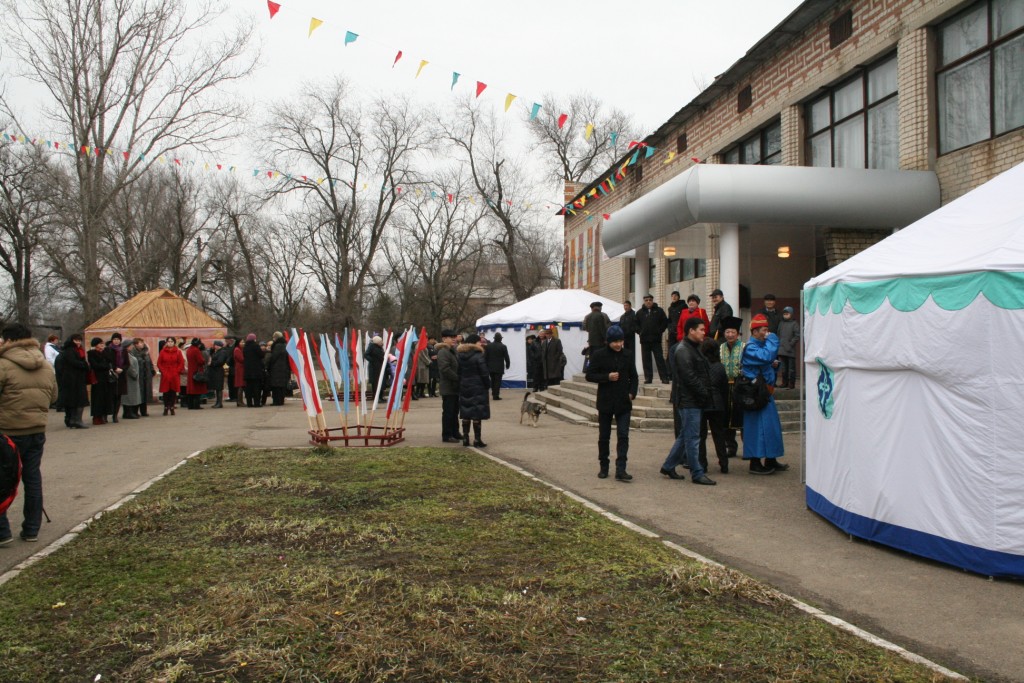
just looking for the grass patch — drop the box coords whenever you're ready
[0,446,955,682]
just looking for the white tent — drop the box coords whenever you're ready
[476,289,624,388]
[802,162,1024,578]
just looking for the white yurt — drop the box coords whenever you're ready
[476,289,624,388]
[802,162,1024,578]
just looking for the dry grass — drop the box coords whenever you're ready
[0,446,961,682]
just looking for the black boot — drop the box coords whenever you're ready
[462,420,471,447]
[615,469,633,482]
[598,462,609,479]
[749,458,774,475]
[472,421,486,448]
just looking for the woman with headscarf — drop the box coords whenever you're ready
[54,334,89,429]
[233,336,247,406]
[157,337,185,415]
[87,338,113,425]
[185,338,208,410]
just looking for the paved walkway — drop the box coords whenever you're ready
[2,396,1020,681]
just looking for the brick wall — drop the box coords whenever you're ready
[936,130,1024,203]
[825,229,892,268]
[897,28,933,171]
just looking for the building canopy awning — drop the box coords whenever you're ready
[602,165,940,257]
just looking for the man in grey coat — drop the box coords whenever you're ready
[436,329,462,443]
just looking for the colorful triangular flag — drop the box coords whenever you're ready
[344,31,358,46]
[475,81,487,98]
[267,0,280,19]
[416,60,429,78]
[308,18,323,37]
[557,113,568,129]
[530,103,541,120]
[504,93,516,112]
[584,123,594,140]
[451,72,460,90]
[393,50,403,67]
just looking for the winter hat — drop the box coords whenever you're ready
[590,301,603,309]
[493,333,502,341]
[273,331,284,340]
[605,325,625,342]
[782,306,794,314]
[110,332,122,341]
[90,337,103,347]
[750,314,769,330]
[213,340,225,347]
[710,288,724,296]
[687,294,701,303]
[722,316,744,331]
[465,334,481,344]
[372,335,383,345]
[246,333,257,342]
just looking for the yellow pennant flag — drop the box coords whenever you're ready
[504,93,516,113]
[308,17,323,37]
[416,60,429,78]
[584,123,594,140]
[317,177,324,185]
[663,151,676,164]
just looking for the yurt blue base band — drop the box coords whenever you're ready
[807,487,1024,579]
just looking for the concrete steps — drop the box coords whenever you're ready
[532,374,803,433]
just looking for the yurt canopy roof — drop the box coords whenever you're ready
[476,289,624,328]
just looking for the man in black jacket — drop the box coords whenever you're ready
[483,332,511,400]
[634,294,669,384]
[666,291,685,348]
[708,288,734,341]
[585,325,639,481]
[436,329,461,443]
[660,317,717,485]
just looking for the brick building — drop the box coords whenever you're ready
[564,0,1023,320]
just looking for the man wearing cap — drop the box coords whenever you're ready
[436,329,462,443]
[635,294,669,384]
[719,316,745,459]
[708,289,734,341]
[661,317,717,485]
[483,332,510,400]
[741,314,786,474]
[585,324,638,481]
[618,300,637,357]
[584,301,611,358]
[758,294,782,335]
[666,291,685,349]
[777,306,800,389]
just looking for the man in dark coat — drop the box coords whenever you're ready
[364,335,386,402]
[540,328,566,387]
[525,334,543,391]
[54,334,89,428]
[666,291,685,348]
[483,332,510,400]
[457,334,490,447]
[436,329,461,443]
[585,325,638,481]
[131,338,155,416]
[618,300,638,357]
[583,301,611,355]
[708,288,734,341]
[242,333,265,407]
[635,294,669,384]
[208,340,231,408]
[758,293,782,335]
[225,337,238,401]
[660,317,717,485]
[266,332,291,406]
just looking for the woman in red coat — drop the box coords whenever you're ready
[676,294,711,341]
[157,337,185,415]
[232,340,246,407]
[185,338,208,410]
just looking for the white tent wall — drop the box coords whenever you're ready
[805,297,1024,577]
[476,289,624,388]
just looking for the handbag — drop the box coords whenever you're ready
[192,370,209,384]
[107,368,118,383]
[733,374,770,411]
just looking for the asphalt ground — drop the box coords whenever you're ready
[2,394,1020,681]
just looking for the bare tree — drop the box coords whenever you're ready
[525,92,645,184]
[266,78,430,329]
[439,97,557,302]
[1,0,257,321]
[0,141,63,321]
[381,172,488,332]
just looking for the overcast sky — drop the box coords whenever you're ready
[2,0,805,202]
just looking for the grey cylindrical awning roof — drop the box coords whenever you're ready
[602,164,941,257]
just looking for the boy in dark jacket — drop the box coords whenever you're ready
[585,325,639,481]
[776,307,800,389]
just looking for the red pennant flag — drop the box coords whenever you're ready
[691,157,702,163]
[475,81,487,98]
[173,158,181,165]
[80,146,87,155]
[393,50,403,68]
[557,113,568,129]
[122,151,129,161]
[267,1,280,19]
[602,213,611,220]
[217,164,222,171]
[447,193,453,203]
[267,171,273,178]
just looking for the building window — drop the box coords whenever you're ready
[634,164,644,183]
[722,119,782,165]
[737,85,753,113]
[677,133,688,153]
[805,54,898,169]
[667,258,706,283]
[937,0,1024,154]
[628,258,636,293]
[830,10,854,49]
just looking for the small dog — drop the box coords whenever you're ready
[519,391,547,427]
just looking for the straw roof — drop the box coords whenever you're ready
[86,289,224,330]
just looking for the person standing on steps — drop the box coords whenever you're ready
[708,288,734,341]
[583,300,612,365]
[483,332,510,400]
[635,294,669,384]
[585,325,638,481]
[457,334,490,448]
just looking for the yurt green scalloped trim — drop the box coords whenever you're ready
[804,271,1024,315]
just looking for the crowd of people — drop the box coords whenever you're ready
[582,291,798,484]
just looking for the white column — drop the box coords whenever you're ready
[719,224,739,310]
[635,243,650,300]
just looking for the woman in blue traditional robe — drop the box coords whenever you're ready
[741,314,787,474]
